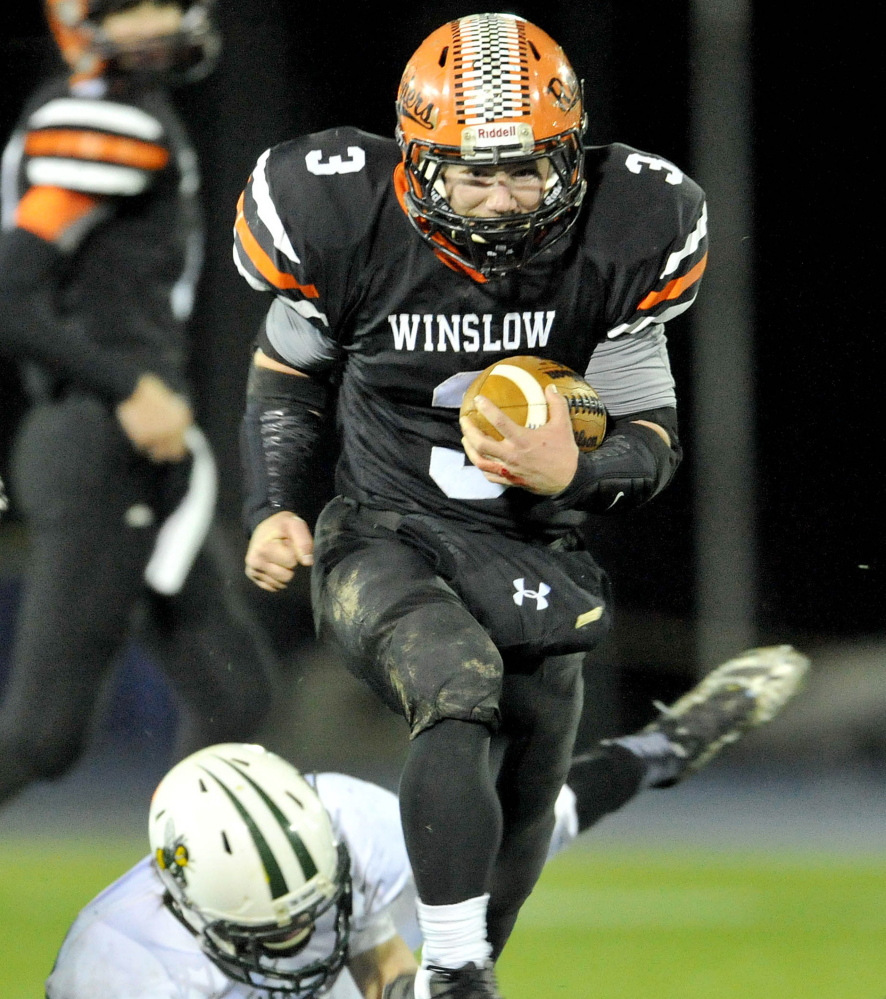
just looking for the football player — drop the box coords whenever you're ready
[234,14,805,998]
[0,1,274,809]
[45,742,416,999]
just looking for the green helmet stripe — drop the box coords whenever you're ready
[212,756,320,884]
[201,767,290,899]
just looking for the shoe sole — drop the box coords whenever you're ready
[647,644,810,779]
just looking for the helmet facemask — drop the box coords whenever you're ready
[45,0,220,85]
[165,842,353,996]
[91,1,220,84]
[399,127,585,277]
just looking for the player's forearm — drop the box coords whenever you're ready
[0,227,142,400]
[240,358,330,533]
[537,405,682,516]
[348,935,419,999]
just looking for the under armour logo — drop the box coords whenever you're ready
[513,578,551,610]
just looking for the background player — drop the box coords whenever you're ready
[0,0,274,808]
[45,652,807,999]
[233,13,797,998]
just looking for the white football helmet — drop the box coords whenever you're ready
[149,743,351,996]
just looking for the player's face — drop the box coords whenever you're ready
[442,159,551,218]
[101,2,185,46]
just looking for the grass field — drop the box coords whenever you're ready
[2,839,884,999]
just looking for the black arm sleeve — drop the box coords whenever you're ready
[534,406,682,518]
[0,227,142,401]
[239,363,332,534]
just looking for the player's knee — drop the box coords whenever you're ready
[387,610,504,735]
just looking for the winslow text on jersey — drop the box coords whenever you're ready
[387,311,556,352]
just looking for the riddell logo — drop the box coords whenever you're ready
[475,124,520,141]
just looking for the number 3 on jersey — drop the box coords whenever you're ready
[429,372,506,500]
[305,147,366,176]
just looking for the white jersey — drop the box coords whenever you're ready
[46,774,578,998]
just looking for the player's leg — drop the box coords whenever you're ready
[138,527,275,756]
[313,500,507,997]
[485,652,585,958]
[554,645,812,844]
[318,531,504,900]
[0,399,152,805]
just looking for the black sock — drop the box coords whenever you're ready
[399,719,502,905]
[566,743,648,833]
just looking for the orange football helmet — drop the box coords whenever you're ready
[396,13,587,277]
[44,0,220,85]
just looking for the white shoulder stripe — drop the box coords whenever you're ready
[233,244,270,291]
[27,157,150,196]
[250,148,301,264]
[28,98,164,141]
[661,201,708,279]
[606,293,698,340]
[1,131,26,229]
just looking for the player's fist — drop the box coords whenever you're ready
[116,373,193,462]
[245,510,314,591]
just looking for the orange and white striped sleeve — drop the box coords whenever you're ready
[14,96,170,245]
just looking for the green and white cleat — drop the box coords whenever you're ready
[644,645,810,787]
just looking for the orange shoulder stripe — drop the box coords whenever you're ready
[25,129,170,171]
[16,185,99,242]
[637,253,708,311]
[234,191,319,297]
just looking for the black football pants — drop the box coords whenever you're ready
[0,397,274,807]
[312,496,587,958]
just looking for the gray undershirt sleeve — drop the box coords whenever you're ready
[263,296,339,375]
[585,323,677,416]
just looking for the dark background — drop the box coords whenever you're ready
[0,3,881,759]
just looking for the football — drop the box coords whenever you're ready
[459,355,607,452]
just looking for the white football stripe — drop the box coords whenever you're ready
[250,148,301,264]
[661,201,708,278]
[490,363,549,427]
[28,98,163,141]
[27,157,150,195]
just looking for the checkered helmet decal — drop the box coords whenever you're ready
[452,14,532,125]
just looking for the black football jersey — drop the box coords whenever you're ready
[234,127,707,536]
[0,77,203,394]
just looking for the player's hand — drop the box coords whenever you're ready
[459,384,579,495]
[245,510,314,591]
[116,373,193,462]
